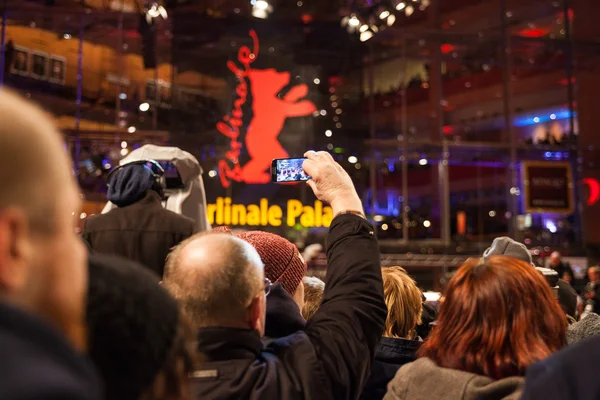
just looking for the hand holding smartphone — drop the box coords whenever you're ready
[271,158,310,183]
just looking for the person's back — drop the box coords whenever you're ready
[385,256,566,400]
[164,151,387,400]
[522,335,600,400]
[361,267,423,400]
[0,89,101,399]
[0,301,101,400]
[83,166,195,277]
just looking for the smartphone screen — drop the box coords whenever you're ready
[271,158,310,183]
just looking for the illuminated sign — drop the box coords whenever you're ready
[217,30,317,188]
[207,197,333,228]
[583,178,600,206]
[523,162,574,214]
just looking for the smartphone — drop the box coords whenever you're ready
[271,158,310,183]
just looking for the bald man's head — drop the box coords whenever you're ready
[164,233,265,330]
[0,89,73,233]
[0,89,87,351]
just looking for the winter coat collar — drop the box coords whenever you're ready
[376,337,422,364]
[197,327,262,362]
[265,283,306,339]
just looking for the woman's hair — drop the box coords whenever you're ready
[382,266,423,339]
[419,256,566,379]
[302,276,325,320]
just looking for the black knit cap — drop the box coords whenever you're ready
[107,164,155,207]
[86,254,180,400]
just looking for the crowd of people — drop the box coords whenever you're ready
[3,87,600,400]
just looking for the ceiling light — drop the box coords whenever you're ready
[146,3,168,23]
[139,102,150,112]
[419,158,428,166]
[360,30,373,42]
[359,24,369,33]
[348,14,360,27]
[396,2,406,10]
[405,5,414,16]
[121,141,128,149]
[348,156,358,164]
[325,130,333,137]
[387,14,396,26]
[379,10,391,20]
[255,0,269,10]
[127,126,136,133]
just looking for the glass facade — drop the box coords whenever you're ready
[1,0,597,273]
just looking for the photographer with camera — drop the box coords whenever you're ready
[82,160,196,277]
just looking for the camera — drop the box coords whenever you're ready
[535,267,559,299]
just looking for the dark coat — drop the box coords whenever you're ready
[360,337,421,400]
[0,301,102,400]
[264,283,306,340]
[522,335,600,400]
[82,191,195,277]
[190,214,387,400]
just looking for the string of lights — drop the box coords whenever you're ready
[342,0,430,42]
[250,0,273,19]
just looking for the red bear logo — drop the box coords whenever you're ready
[242,69,316,184]
[218,30,316,187]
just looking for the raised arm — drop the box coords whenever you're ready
[302,151,387,400]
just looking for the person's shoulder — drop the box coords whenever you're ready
[544,335,600,368]
[524,336,600,399]
[83,209,123,230]
[0,359,99,400]
[159,208,196,226]
[0,331,100,400]
[82,212,104,227]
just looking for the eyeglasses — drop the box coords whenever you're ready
[264,277,272,296]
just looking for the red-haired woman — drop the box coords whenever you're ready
[384,256,566,400]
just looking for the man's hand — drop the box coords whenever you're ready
[302,151,363,215]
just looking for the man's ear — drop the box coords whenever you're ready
[0,209,31,292]
[248,294,266,336]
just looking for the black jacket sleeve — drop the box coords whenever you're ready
[304,214,387,400]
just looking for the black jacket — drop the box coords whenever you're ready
[0,301,102,400]
[82,191,195,277]
[264,283,306,340]
[360,337,421,400]
[190,214,387,400]
[522,335,600,400]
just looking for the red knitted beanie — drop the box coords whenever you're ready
[235,231,307,296]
